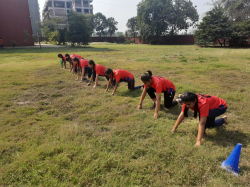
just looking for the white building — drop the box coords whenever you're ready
[42,0,93,28]
[28,0,41,36]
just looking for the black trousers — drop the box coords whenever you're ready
[92,71,109,82]
[146,86,178,108]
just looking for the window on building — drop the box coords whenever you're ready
[77,9,82,13]
[66,2,72,8]
[67,10,70,14]
[83,1,88,4]
[84,9,89,14]
[54,1,65,8]
[75,0,82,7]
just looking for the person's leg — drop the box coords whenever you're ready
[86,67,92,78]
[130,79,142,90]
[146,86,157,109]
[205,108,227,128]
[164,91,178,108]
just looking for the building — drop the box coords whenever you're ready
[28,0,42,36]
[0,0,35,47]
[42,0,93,29]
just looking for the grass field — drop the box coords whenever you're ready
[0,44,250,186]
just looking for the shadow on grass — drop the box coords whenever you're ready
[0,46,119,54]
[206,127,250,147]
[118,89,143,98]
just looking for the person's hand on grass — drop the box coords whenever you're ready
[137,104,142,110]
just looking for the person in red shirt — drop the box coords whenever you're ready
[0,37,3,49]
[137,71,179,118]
[171,92,228,146]
[105,68,141,95]
[65,54,83,73]
[72,57,92,81]
[87,60,108,88]
[58,54,66,69]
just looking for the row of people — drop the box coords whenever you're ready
[58,53,228,146]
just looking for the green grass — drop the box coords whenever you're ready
[0,45,250,186]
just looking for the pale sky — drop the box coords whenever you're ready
[38,0,213,32]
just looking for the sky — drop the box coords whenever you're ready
[38,0,213,32]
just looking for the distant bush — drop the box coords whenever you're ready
[10,40,17,48]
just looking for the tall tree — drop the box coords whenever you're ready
[66,12,91,45]
[194,6,234,47]
[167,0,199,36]
[218,0,250,21]
[137,0,199,43]
[94,12,107,37]
[107,17,118,36]
[126,16,138,43]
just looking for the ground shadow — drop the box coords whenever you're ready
[205,127,250,148]
[118,89,143,98]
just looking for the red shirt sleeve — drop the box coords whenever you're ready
[199,103,209,117]
[182,104,186,112]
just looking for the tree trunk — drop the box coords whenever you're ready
[217,38,222,47]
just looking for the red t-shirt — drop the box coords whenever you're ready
[0,39,3,44]
[72,54,83,59]
[112,69,134,82]
[144,76,175,93]
[181,94,227,117]
[94,64,107,76]
[62,55,66,61]
[69,55,74,63]
[79,59,89,68]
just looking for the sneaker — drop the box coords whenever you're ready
[177,94,182,103]
[150,102,156,109]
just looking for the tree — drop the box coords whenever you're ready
[194,6,234,47]
[94,12,107,37]
[218,0,250,21]
[106,17,118,36]
[167,0,199,36]
[66,12,91,46]
[86,14,96,35]
[58,28,67,45]
[41,27,51,42]
[126,16,138,43]
[137,0,199,43]
[49,31,60,43]
[50,17,63,30]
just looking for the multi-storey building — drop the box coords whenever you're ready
[28,0,41,36]
[42,0,93,28]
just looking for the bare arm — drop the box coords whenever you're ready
[94,74,99,88]
[154,93,161,118]
[111,82,119,95]
[106,78,112,91]
[88,74,93,85]
[81,67,86,81]
[172,112,185,132]
[137,86,147,109]
[195,117,207,146]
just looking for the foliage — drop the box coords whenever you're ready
[194,6,233,47]
[106,17,118,36]
[23,30,29,43]
[94,12,107,37]
[58,28,67,45]
[218,0,250,21]
[10,40,17,48]
[50,17,63,30]
[118,35,125,43]
[49,31,60,44]
[41,27,51,41]
[126,16,138,43]
[137,0,199,42]
[66,12,91,46]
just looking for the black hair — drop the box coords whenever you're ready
[105,68,113,76]
[181,92,198,118]
[65,54,70,57]
[73,57,80,70]
[58,54,63,58]
[88,60,95,70]
[66,56,70,62]
[141,70,153,82]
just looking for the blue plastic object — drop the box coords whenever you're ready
[221,143,242,176]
